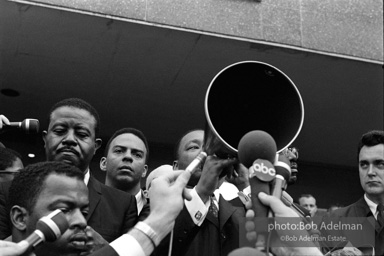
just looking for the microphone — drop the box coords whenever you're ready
[4,118,40,134]
[272,154,291,199]
[238,130,276,250]
[185,152,207,174]
[281,191,311,218]
[238,130,276,219]
[19,209,69,249]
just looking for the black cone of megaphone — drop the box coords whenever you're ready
[203,61,304,158]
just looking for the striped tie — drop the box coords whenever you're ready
[376,204,384,232]
[209,196,219,218]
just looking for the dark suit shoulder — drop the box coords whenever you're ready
[86,176,138,242]
[330,197,369,218]
[101,182,137,204]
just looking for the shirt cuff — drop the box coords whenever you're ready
[184,187,209,226]
[110,234,146,256]
[243,186,251,198]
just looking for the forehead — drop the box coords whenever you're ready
[110,133,147,152]
[36,173,88,207]
[179,130,204,148]
[359,144,384,160]
[300,197,315,204]
[50,106,96,127]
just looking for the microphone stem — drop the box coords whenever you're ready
[185,152,207,174]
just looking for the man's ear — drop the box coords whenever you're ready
[172,160,178,170]
[10,206,28,232]
[100,157,107,172]
[42,130,47,148]
[141,165,148,178]
[94,138,102,154]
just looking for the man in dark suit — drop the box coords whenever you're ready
[9,161,91,256]
[0,147,24,183]
[321,130,384,255]
[155,129,245,256]
[100,128,150,221]
[41,98,138,245]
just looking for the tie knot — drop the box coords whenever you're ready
[377,204,384,212]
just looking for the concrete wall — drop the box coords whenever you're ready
[9,0,383,63]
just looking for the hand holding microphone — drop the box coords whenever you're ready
[238,130,277,251]
[20,209,69,250]
[238,130,277,221]
[0,115,40,134]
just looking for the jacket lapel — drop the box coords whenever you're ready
[86,176,102,221]
[219,195,237,231]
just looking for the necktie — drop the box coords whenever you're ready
[376,204,384,232]
[208,195,219,221]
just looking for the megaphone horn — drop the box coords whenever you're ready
[204,61,304,158]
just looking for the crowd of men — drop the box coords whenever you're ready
[0,98,383,256]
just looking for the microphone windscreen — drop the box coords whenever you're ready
[238,130,277,168]
[37,210,69,242]
[228,247,266,256]
[22,119,40,134]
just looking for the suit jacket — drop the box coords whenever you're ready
[86,176,138,242]
[138,202,150,222]
[321,197,383,256]
[154,194,245,256]
[0,181,11,240]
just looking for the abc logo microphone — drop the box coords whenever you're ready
[238,130,277,219]
[238,130,277,249]
[20,209,69,249]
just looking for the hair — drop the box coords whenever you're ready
[0,147,22,171]
[47,98,101,137]
[8,161,84,214]
[357,130,384,159]
[173,128,204,160]
[104,128,149,162]
[298,194,315,201]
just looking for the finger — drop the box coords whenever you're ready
[1,241,29,256]
[244,200,252,210]
[258,192,286,214]
[245,209,255,219]
[236,163,249,176]
[174,170,191,188]
[182,188,192,201]
[163,170,183,183]
[0,115,10,126]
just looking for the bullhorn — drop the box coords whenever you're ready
[203,61,304,158]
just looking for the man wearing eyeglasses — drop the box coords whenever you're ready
[0,147,24,240]
[0,147,23,183]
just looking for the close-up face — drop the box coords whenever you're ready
[359,144,384,200]
[299,197,317,217]
[174,130,204,186]
[102,133,148,189]
[0,157,23,182]
[43,106,101,173]
[28,173,89,256]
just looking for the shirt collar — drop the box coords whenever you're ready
[135,189,147,214]
[83,168,90,185]
[364,194,378,218]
